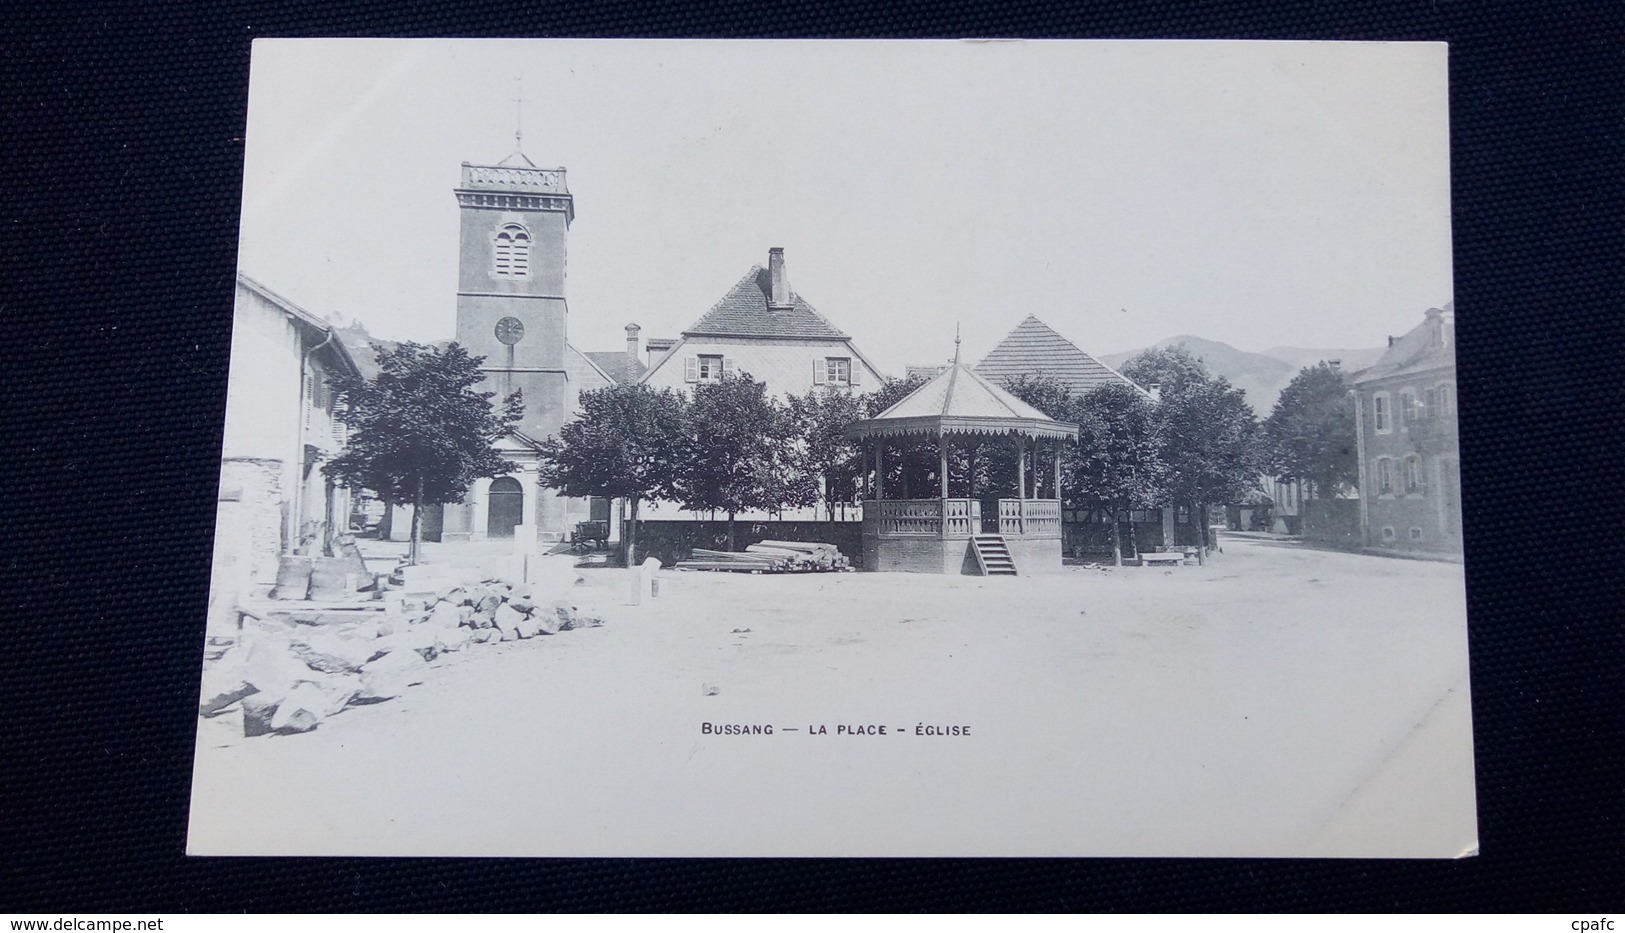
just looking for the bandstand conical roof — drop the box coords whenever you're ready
[845,358,1079,441]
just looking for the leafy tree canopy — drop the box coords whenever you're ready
[323,341,521,507]
[677,374,808,524]
[1123,345,1262,509]
[1264,362,1358,496]
[323,342,521,562]
[789,387,868,509]
[536,382,687,504]
[1068,382,1166,513]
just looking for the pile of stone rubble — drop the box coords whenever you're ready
[199,576,605,738]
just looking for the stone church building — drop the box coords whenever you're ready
[423,153,638,543]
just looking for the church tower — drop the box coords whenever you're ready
[436,138,582,543]
[452,156,574,443]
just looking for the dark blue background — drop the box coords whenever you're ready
[2,1,1620,912]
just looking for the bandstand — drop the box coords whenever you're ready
[844,354,1078,575]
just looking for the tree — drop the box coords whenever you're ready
[1068,382,1166,565]
[789,387,867,526]
[1123,346,1262,563]
[535,382,688,565]
[676,374,806,550]
[1264,362,1358,498]
[999,374,1076,500]
[323,342,522,565]
[862,373,936,500]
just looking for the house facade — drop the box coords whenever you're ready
[640,248,885,399]
[636,248,885,523]
[1352,304,1462,553]
[209,275,360,630]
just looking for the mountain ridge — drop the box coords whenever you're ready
[1099,336,1385,416]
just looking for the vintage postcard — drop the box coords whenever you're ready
[188,38,1475,857]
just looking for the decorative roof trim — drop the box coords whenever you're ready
[844,414,1078,441]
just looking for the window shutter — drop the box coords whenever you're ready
[849,362,860,386]
[684,356,698,383]
[722,357,736,377]
[812,358,826,385]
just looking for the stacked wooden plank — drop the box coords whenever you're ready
[674,541,852,573]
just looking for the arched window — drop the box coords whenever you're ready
[492,224,532,278]
[1376,457,1395,496]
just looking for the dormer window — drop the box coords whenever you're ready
[492,224,532,278]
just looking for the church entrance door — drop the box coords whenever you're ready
[487,477,524,538]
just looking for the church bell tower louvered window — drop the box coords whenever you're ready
[492,223,532,278]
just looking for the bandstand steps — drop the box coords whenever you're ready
[970,534,1018,576]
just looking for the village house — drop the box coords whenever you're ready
[639,248,885,399]
[208,274,361,632]
[636,248,886,523]
[1352,303,1462,553]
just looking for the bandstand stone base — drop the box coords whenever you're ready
[1003,535,1064,575]
[862,535,981,575]
[859,499,1065,575]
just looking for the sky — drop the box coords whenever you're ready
[237,39,1453,376]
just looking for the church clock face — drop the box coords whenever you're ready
[494,316,525,345]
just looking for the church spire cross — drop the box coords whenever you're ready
[498,77,537,168]
[512,77,525,153]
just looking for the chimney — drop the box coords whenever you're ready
[1424,306,1446,348]
[767,247,791,310]
[625,323,641,361]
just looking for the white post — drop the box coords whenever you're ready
[470,477,492,540]
[630,555,662,606]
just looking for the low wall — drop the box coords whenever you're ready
[632,520,863,568]
[1303,498,1361,548]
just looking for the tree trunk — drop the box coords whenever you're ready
[627,495,640,567]
[1194,499,1206,565]
[1110,515,1122,567]
[1128,517,1139,563]
[408,476,424,566]
[727,512,736,552]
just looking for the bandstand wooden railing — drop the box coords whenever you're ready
[997,498,1062,537]
[863,498,980,538]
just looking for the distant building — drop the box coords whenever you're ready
[904,364,948,382]
[1352,304,1461,552]
[210,274,360,629]
[973,315,1146,398]
[640,248,885,399]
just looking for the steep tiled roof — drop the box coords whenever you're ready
[683,265,849,339]
[583,350,647,385]
[973,315,1140,396]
